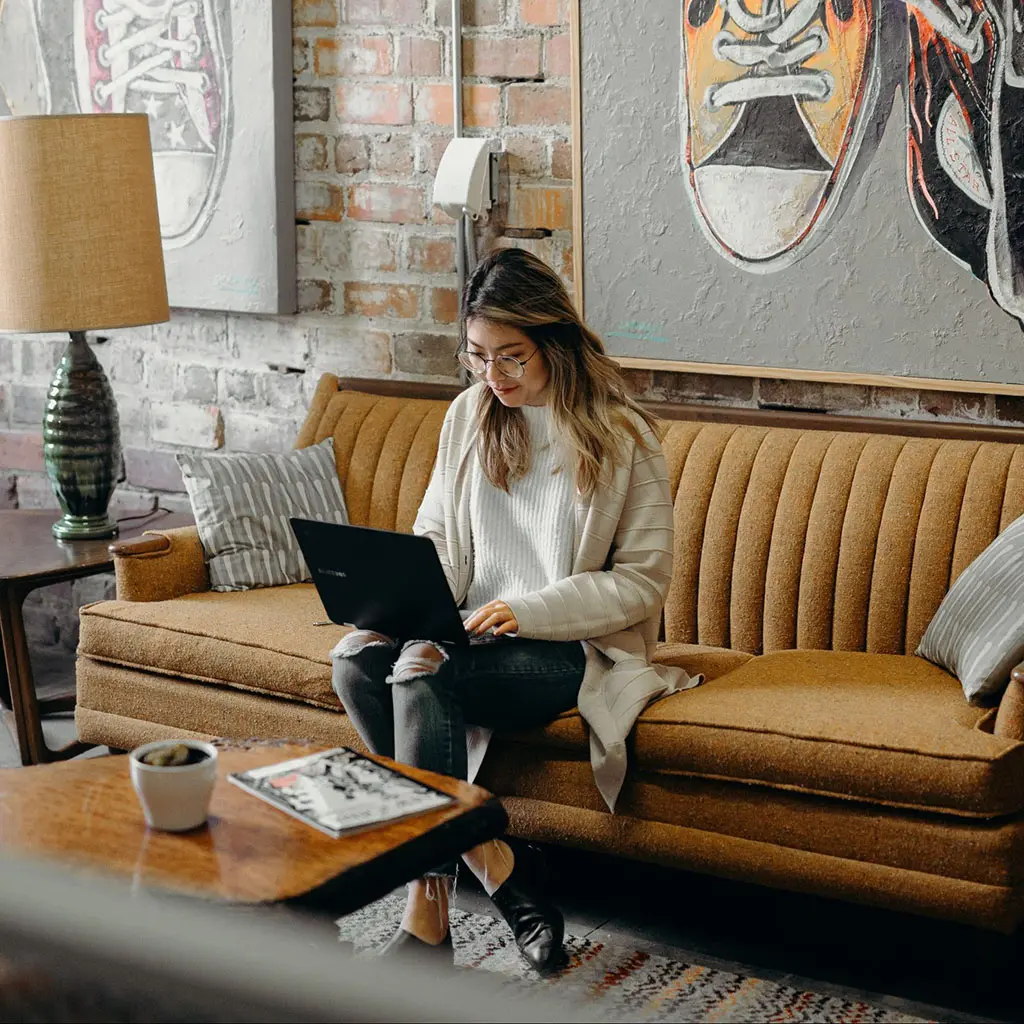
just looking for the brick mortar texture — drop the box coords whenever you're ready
[2,0,1023,653]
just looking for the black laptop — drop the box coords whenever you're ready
[290,518,472,646]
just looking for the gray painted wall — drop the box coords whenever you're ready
[580,1,1024,386]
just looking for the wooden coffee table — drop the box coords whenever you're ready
[0,743,508,915]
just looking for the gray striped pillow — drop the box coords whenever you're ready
[177,439,348,592]
[917,513,1024,705]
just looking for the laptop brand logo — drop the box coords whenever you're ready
[320,569,348,579]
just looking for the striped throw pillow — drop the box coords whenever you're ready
[177,439,348,592]
[917,513,1024,705]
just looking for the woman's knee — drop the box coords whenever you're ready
[330,629,395,702]
[331,629,395,660]
[388,641,452,718]
[387,641,448,684]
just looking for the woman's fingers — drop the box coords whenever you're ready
[472,610,507,634]
[464,605,494,632]
[488,602,518,635]
[466,601,502,626]
[464,601,518,635]
[463,604,488,631]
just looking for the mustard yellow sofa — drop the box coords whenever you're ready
[75,374,1024,931]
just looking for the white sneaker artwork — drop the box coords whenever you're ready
[680,0,882,272]
[72,0,232,249]
[1,0,293,315]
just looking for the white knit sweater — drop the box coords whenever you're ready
[464,403,576,612]
[413,383,701,811]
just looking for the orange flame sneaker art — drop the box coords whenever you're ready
[905,0,1024,325]
[681,0,881,271]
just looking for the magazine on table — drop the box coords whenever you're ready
[227,747,455,838]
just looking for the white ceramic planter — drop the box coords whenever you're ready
[129,740,219,832]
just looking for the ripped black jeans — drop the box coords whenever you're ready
[331,632,585,873]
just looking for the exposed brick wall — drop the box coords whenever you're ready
[2,0,1023,651]
[619,370,1015,426]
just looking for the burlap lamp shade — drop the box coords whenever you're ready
[0,114,168,332]
[0,114,170,540]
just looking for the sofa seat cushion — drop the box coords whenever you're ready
[79,585,347,709]
[507,649,1024,817]
[636,650,1024,818]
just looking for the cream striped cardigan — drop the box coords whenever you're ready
[413,383,700,811]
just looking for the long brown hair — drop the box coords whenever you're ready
[461,247,658,495]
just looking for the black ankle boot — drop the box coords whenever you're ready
[489,845,565,973]
[378,926,454,964]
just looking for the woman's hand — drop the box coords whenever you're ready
[464,600,519,637]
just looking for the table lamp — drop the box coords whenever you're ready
[0,114,169,540]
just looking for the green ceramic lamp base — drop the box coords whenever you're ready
[42,332,122,544]
[51,513,119,542]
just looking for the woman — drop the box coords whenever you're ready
[331,248,697,970]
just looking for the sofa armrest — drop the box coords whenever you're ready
[110,526,209,602]
[994,668,1024,739]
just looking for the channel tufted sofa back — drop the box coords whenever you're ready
[296,376,449,534]
[296,375,1024,659]
[662,424,1024,656]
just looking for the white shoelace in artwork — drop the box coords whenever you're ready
[93,0,210,135]
[706,0,834,110]
[902,0,1024,92]
[899,0,991,61]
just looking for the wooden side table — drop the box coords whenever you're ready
[0,509,194,766]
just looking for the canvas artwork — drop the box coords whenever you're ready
[678,0,1024,322]
[0,0,296,315]
[579,0,1024,387]
[903,1,1024,327]
[680,0,880,273]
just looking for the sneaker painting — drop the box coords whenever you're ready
[905,0,1024,325]
[680,0,881,272]
[0,0,294,314]
[72,0,233,250]
[988,0,1024,320]
[904,0,1001,282]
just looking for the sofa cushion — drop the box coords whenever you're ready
[178,440,349,592]
[635,650,1024,818]
[508,649,1024,817]
[917,511,1024,705]
[79,585,345,709]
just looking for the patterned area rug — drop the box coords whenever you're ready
[336,891,929,1023]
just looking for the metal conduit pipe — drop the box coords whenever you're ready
[452,0,468,301]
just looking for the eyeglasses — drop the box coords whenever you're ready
[456,348,539,379]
